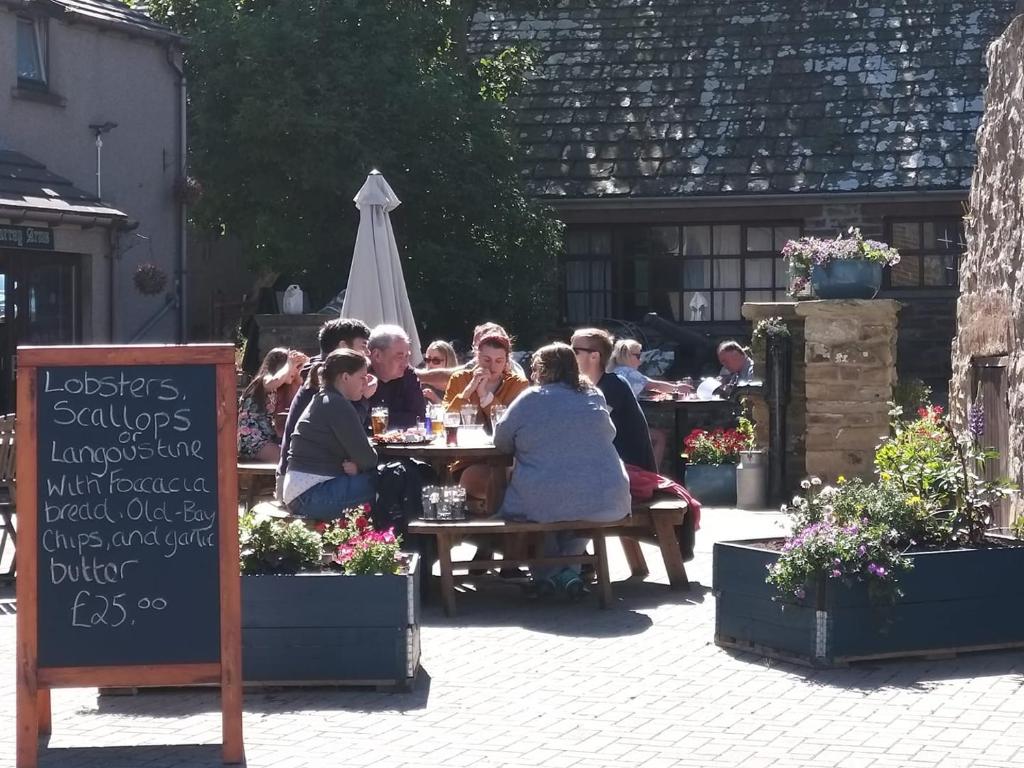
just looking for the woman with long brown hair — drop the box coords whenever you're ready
[237,346,307,461]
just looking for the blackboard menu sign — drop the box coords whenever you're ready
[36,364,220,667]
[16,345,243,767]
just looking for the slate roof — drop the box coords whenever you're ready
[470,0,1021,198]
[0,0,179,41]
[0,150,127,219]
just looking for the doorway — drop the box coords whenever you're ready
[0,250,81,413]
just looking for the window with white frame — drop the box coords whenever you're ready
[16,16,48,88]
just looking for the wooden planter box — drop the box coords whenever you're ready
[242,554,420,688]
[714,539,1024,666]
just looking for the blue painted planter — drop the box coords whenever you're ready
[811,259,883,299]
[242,553,420,688]
[684,464,737,506]
[714,539,1024,666]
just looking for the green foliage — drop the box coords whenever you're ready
[148,0,563,343]
[239,511,323,575]
[750,316,790,358]
[770,404,1016,604]
[736,415,756,451]
[1012,514,1024,541]
[682,428,746,465]
[891,379,932,415]
[766,479,914,604]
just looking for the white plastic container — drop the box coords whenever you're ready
[281,284,304,314]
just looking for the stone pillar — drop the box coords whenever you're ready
[797,300,900,483]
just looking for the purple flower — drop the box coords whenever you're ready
[833,558,842,566]
[857,545,867,557]
[794,587,806,600]
[831,569,842,578]
[968,403,985,440]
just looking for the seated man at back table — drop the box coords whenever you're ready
[715,340,755,397]
[367,324,427,430]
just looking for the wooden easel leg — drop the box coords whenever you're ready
[37,689,51,736]
[652,515,689,590]
[593,534,613,609]
[620,537,649,579]
[436,533,457,616]
[221,678,243,764]
[17,674,38,767]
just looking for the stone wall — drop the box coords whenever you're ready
[744,300,900,489]
[950,15,1024,524]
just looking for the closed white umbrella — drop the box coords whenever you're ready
[341,170,423,365]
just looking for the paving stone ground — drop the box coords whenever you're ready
[2,507,1023,768]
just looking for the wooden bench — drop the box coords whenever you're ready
[238,462,278,510]
[408,516,621,616]
[408,497,692,616]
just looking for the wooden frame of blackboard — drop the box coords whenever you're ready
[15,344,243,768]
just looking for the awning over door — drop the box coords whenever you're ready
[0,150,126,221]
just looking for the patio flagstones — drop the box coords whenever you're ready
[1,506,1022,768]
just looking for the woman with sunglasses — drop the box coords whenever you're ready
[608,339,693,399]
[420,340,458,404]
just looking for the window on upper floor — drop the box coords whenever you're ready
[885,218,963,289]
[16,16,48,89]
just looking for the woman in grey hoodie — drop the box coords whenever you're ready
[283,349,378,520]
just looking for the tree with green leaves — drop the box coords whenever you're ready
[149,0,562,343]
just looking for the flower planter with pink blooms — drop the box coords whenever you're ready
[239,510,420,689]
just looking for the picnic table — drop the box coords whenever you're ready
[376,439,512,515]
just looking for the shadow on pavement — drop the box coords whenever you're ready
[419,578,710,636]
[39,743,223,767]
[90,670,433,718]
[719,644,1024,692]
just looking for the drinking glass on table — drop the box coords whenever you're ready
[430,404,445,436]
[444,411,461,446]
[371,407,389,436]
[490,404,507,425]
[460,405,477,426]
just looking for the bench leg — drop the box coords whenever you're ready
[620,536,649,579]
[436,532,457,617]
[592,533,613,609]
[652,515,689,590]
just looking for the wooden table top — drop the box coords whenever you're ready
[376,439,511,462]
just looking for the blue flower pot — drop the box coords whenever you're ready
[810,259,883,299]
[684,464,737,507]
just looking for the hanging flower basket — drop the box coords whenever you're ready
[173,175,203,207]
[133,263,169,296]
[782,227,900,299]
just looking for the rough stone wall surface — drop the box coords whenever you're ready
[797,300,900,484]
[950,15,1024,522]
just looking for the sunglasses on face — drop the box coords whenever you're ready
[424,356,445,365]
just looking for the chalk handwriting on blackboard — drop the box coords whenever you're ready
[37,364,220,666]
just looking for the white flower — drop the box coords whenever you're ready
[810,477,823,486]
[800,479,811,490]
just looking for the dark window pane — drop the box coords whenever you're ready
[713,225,741,255]
[590,229,611,255]
[714,259,741,288]
[774,257,789,289]
[745,258,774,288]
[681,258,710,289]
[714,291,742,321]
[774,226,801,251]
[567,231,589,256]
[682,226,710,257]
[922,222,939,250]
[683,291,711,321]
[651,227,679,255]
[890,255,921,287]
[923,254,958,287]
[891,222,920,251]
[17,18,44,83]
[746,226,773,252]
[745,289,773,303]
